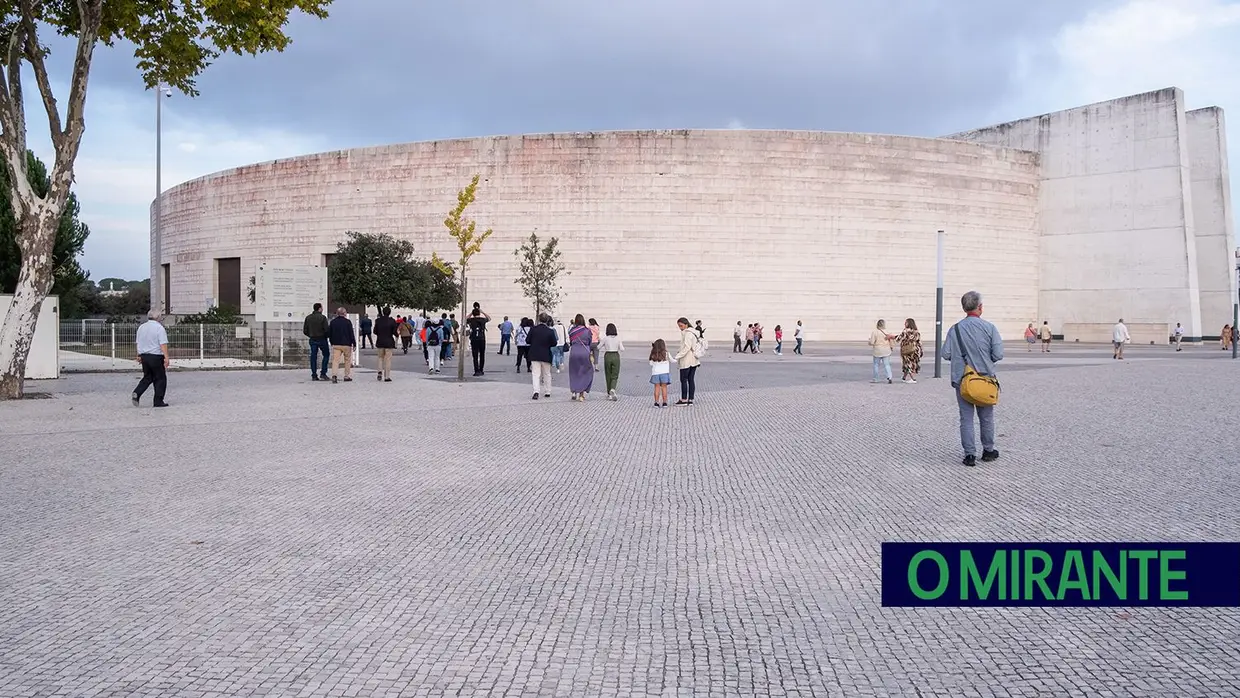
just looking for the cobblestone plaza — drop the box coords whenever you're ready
[2,344,1238,697]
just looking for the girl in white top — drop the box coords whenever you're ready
[601,323,625,401]
[649,338,671,408]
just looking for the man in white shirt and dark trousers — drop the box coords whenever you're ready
[794,321,804,355]
[1173,323,1183,351]
[132,309,171,407]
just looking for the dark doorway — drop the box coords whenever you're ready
[161,264,171,313]
[216,257,241,310]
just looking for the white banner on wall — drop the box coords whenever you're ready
[254,265,328,321]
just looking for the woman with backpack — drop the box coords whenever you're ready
[424,319,444,375]
[673,316,702,405]
[514,317,533,373]
[896,318,923,383]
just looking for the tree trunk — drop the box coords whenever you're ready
[458,274,467,381]
[0,206,59,399]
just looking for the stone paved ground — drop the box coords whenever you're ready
[2,342,1239,697]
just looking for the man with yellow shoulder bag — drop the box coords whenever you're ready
[941,290,1005,467]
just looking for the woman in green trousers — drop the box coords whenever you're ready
[601,323,625,401]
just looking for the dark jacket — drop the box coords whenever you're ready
[373,316,398,349]
[303,311,329,340]
[526,323,556,363]
[329,316,356,347]
[359,316,373,332]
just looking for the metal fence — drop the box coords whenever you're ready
[59,320,313,371]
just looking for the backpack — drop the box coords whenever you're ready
[469,320,485,342]
[691,331,708,359]
[426,326,441,346]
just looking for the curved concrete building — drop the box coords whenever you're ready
[152,87,1235,344]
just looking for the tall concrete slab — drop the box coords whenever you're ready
[1186,107,1237,336]
[947,88,1203,341]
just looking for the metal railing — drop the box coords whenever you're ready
[59,320,311,371]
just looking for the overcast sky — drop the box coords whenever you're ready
[23,0,1240,280]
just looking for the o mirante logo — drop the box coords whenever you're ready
[881,543,1240,607]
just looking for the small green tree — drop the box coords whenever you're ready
[514,232,568,318]
[329,232,427,309]
[409,260,462,315]
[433,175,493,381]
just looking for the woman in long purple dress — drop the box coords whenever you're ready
[568,314,594,401]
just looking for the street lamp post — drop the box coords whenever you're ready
[1233,248,1238,359]
[154,84,171,311]
[934,229,944,378]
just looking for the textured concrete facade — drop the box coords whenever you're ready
[1186,107,1238,333]
[947,87,1233,342]
[152,131,1041,341]
[153,89,1235,342]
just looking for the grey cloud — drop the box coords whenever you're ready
[71,0,1111,148]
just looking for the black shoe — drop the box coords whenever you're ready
[332,376,338,384]
[981,449,1000,462]
[675,399,689,405]
[343,377,352,382]
[153,402,170,408]
[320,373,328,380]
[532,393,539,400]
[384,378,392,383]
[377,373,383,381]
[962,454,976,467]
[131,393,139,407]
[544,393,551,398]
[311,375,320,382]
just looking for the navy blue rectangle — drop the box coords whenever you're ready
[881,542,1240,607]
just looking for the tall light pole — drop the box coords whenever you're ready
[154,83,171,311]
[1233,247,1238,360]
[934,229,945,378]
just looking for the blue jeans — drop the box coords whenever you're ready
[551,346,565,369]
[795,338,803,354]
[499,334,511,354]
[775,340,782,353]
[308,338,329,377]
[956,389,996,455]
[872,356,891,381]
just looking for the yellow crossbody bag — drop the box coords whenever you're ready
[952,325,1000,406]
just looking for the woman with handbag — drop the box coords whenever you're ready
[897,318,923,383]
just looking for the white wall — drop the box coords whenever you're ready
[1186,107,1238,336]
[0,295,59,379]
[153,130,1042,341]
[946,88,1204,339]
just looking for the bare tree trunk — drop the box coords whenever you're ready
[0,206,58,398]
[458,274,467,381]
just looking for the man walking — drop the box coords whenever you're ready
[526,313,557,399]
[467,306,492,376]
[131,309,171,407]
[373,306,398,382]
[1173,322,1184,351]
[1113,318,1131,360]
[794,320,804,355]
[941,291,1004,467]
[302,302,330,381]
[1039,321,1052,352]
[498,316,513,356]
[733,321,743,353]
[329,307,356,383]
[358,312,373,349]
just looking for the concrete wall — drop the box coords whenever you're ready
[153,130,1041,342]
[946,88,1205,340]
[1186,107,1237,336]
[0,295,59,379]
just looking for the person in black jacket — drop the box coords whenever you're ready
[328,308,356,384]
[302,303,331,381]
[525,313,557,400]
[372,306,398,382]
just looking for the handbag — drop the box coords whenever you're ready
[899,332,916,357]
[952,325,1000,406]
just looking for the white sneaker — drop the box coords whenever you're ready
[608,389,617,400]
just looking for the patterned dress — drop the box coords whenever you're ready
[898,329,922,376]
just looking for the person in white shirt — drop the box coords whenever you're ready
[600,323,625,400]
[794,320,804,355]
[552,320,568,372]
[732,321,743,353]
[132,309,171,407]
[1173,323,1183,351]
[1112,319,1131,360]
